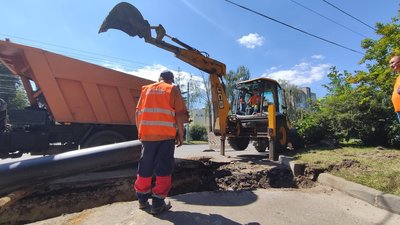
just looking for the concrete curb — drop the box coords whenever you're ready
[318,173,400,214]
[279,155,400,215]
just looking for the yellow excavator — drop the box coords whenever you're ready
[99,2,301,160]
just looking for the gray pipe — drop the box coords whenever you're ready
[0,140,142,195]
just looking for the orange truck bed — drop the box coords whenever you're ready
[0,40,152,125]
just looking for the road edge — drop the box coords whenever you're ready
[279,155,400,215]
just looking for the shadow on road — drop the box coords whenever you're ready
[156,210,260,225]
[170,190,258,207]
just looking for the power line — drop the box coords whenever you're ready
[322,0,376,31]
[288,0,368,38]
[224,0,363,54]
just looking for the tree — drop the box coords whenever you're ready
[280,80,307,122]
[225,66,250,108]
[0,64,17,101]
[199,72,213,131]
[8,87,29,110]
[293,11,400,146]
[345,10,400,146]
[0,63,27,109]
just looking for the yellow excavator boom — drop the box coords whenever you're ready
[99,2,230,153]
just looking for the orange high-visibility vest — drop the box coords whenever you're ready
[392,76,400,112]
[137,82,176,139]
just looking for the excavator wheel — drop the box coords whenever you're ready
[228,137,250,151]
[253,138,268,152]
[82,130,126,148]
[275,121,288,154]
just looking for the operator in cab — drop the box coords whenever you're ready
[247,89,261,114]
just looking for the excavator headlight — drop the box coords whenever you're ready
[228,115,238,122]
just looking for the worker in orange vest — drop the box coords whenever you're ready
[134,70,187,215]
[390,55,400,123]
[247,88,261,114]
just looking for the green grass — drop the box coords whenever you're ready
[184,140,208,145]
[294,146,400,196]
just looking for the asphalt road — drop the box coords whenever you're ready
[6,144,399,225]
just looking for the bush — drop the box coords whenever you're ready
[190,124,207,141]
[295,115,328,145]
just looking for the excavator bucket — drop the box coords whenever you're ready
[99,2,151,39]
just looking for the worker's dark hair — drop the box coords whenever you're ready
[159,70,174,82]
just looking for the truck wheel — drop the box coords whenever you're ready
[82,130,126,148]
[228,137,250,151]
[253,139,268,152]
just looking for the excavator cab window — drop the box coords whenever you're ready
[260,90,274,113]
[277,85,287,114]
[236,89,248,115]
[234,79,287,115]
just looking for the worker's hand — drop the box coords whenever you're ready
[175,132,184,147]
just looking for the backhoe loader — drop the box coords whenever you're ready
[99,2,301,160]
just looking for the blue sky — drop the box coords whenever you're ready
[0,1,398,99]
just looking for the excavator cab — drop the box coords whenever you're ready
[233,78,286,116]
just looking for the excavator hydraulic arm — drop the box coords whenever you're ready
[99,2,230,153]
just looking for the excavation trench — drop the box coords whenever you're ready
[0,157,313,225]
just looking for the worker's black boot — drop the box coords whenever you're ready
[136,192,151,210]
[150,196,172,215]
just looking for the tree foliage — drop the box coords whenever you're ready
[294,11,400,147]
[0,63,28,110]
[280,80,308,123]
[190,124,207,141]
[225,66,250,107]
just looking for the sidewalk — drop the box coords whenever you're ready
[30,186,400,225]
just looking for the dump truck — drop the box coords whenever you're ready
[0,40,153,158]
[99,2,302,160]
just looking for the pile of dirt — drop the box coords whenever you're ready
[214,161,297,190]
[300,158,364,183]
[328,159,362,171]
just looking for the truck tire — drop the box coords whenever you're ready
[253,139,268,152]
[228,137,250,151]
[82,130,126,148]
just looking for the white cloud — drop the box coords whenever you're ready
[262,62,330,86]
[237,33,264,49]
[311,54,325,60]
[102,63,205,89]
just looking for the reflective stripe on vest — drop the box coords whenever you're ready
[137,108,176,117]
[140,120,176,127]
[137,82,176,138]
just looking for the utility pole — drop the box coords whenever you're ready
[186,75,191,143]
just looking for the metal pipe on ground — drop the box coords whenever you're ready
[0,140,142,196]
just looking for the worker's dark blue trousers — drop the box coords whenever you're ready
[134,139,175,198]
